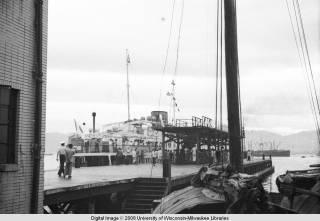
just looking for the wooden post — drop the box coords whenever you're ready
[162,131,165,163]
[177,137,180,151]
[177,137,180,164]
[162,132,171,177]
[224,0,243,172]
[196,133,200,151]
[196,134,200,164]
[88,198,96,213]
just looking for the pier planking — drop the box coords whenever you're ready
[44,159,271,206]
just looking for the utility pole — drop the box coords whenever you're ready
[126,49,131,121]
[224,0,243,172]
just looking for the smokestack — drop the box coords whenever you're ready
[92,112,96,133]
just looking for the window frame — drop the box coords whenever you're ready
[0,85,19,168]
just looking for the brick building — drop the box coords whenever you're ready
[0,0,48,213]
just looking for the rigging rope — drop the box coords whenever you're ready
[213,0,225,157]
[173,0,185,79]
[219,0,224,165]
[295,0,320,143]
[205,0,210,77]
[158,0,177,108]
[294,1,320,142]
[285,0,320,145]
[285,0,320,142]
[294,0,320,116]
[158,0,185,120]
[168,0,185,121]
[295,0,320,145]
[292,0,319,115]
[215,0,220,129]
[235,0,244,145]
[219,0,223,131]
[214,0,224,132]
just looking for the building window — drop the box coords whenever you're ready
[0,86,18,164]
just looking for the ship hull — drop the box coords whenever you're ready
[252,150,290,157]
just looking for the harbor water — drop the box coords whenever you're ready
[263,154,320,192]
[44,154,320,193]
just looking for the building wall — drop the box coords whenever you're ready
[0,0,48,213]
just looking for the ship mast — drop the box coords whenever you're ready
[224,0,243,171]
[126,49,131,121]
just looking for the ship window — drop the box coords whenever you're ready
[0,86,18,164]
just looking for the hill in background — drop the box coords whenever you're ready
[245,130,319,154]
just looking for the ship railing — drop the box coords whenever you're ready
[174,116,215,128]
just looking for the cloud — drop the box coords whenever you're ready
[48,0,319,76]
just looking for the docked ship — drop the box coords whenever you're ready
[252,149,290,157]
[69,111,169,151]
[67,111,175,166]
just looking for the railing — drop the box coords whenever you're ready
[174,116,215,128]
[175,119,192,127]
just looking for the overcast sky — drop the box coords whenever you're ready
[46,0,320,135]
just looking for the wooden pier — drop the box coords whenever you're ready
[43,159,273,213]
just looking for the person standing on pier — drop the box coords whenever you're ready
[132,148,137,164]
[151,149,157,166]
[216,148,221,163]
[56,142,66,177]
[247,149,251,161]
[140,149,144,164]
[157,148,162,164]
[212,149,216,165]
[192,146,197,163]
[65,144,76,179]
[169,150,174,163]
[136,148,141,164]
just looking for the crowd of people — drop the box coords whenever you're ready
[168,148,230,165]
[114,147,146,165]
[56,141,230,178]
[113,146,229,166]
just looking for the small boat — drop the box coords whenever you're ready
[276,168,320,213]
[276,168,320,192]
